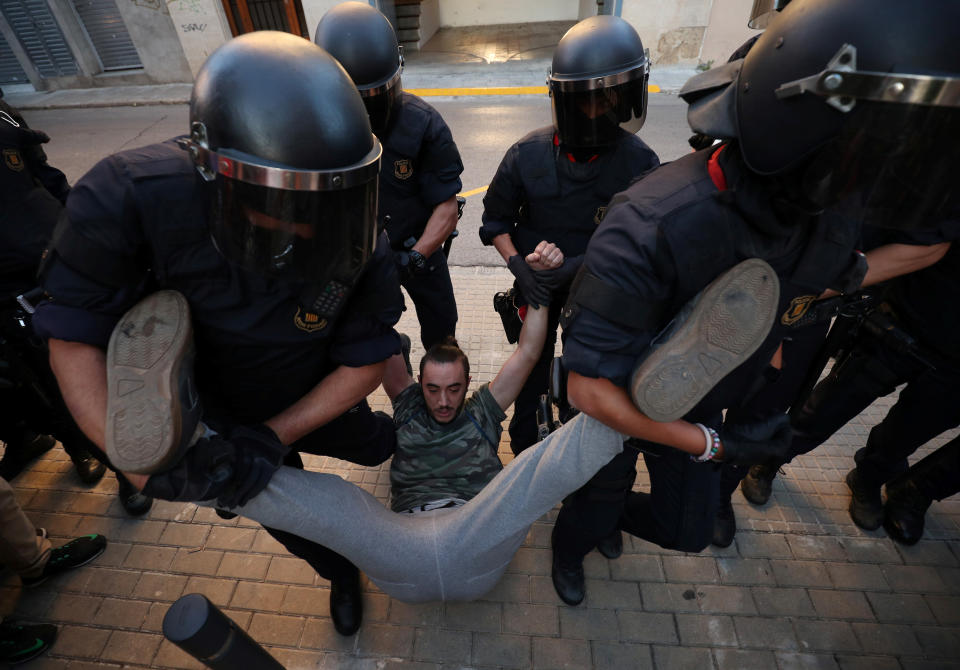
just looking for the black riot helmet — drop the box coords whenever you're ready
[547,15,650,149]
[186,31,381,286]
[734,0,960,230]
[314,1,403,135]
[747,0,791,29]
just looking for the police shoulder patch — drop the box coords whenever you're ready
[394,159,413,180]
[781,294,817,326]
[4,148,24,172]
[294,306,328,333]
[594,206,607,225]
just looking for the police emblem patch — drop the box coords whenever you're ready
[781,295,817,326]
[394,159,413,180]
[294,307,328,333]
[3,149,24,172]
[594,206,607,225]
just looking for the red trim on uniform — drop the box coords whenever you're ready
[554,132,598,164]
[708,144,728,192]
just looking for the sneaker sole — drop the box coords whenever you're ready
[629,258,780,422]
[106,291,196,474]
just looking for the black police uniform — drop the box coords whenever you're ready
[0,99,68,295]
[788,237,960,490]
[554,142,865,558]
[480,126,659,454]
[380,92,463,350]
[0,100,110,475]
[34,138,405,583]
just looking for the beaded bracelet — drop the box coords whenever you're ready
[692,424,721,462]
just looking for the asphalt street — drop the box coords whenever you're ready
[23,92,691,268]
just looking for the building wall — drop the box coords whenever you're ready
[115,0,193,82]
[438,0,580,27]
[619,0,713,64]
[698,0,759,65]
[166,0,233,77]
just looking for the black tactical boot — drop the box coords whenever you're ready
[845,468,883,530]
[740,463,779,505]
[70,449,107,484]
[883,475,931,545]
[712,495,737,548]
[330,567,363,636]
[551,526,585,605]
[596,530,623,560]
[882,443,958,545]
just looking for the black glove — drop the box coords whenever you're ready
[507,254,551,308]
[142,435,238,502]
[537,255,583,292]
[719,413,793,466]
[215,423,288,509]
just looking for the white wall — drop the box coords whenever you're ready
[619,0,713,64]
[697,0,759,64]
[439,0,580,27]
[166,0,233,77]
[418,0,441,46]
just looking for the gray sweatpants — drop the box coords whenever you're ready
[224,413,624,602]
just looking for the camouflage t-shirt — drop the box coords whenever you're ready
[390,382,506,513]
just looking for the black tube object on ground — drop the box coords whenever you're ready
[162,593,284,669]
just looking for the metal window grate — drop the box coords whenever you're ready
[0,29,29,84]
[70,0,142,71]
[0,0,79,77]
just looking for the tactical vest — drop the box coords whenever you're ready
[378,95,437,247]
[510,128,656,257]
[563,145,864,413]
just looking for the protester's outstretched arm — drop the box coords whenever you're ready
[488,242,559,410]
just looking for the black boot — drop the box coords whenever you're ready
[712,495,737,548]
[740,463,779,505]
[70,449,107,484]
[330,567,363,636]
[846,468,883,530]
[551,526,585,606]
[117,474,153,517]
[883,476,931,545]
[596,530,623,560]
[882,442,959,545]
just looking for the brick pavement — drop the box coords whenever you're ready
[1,266,958,669]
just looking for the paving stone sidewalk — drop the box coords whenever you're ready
[1,267,958,669]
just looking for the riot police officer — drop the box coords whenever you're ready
[315,1,463,350]
[479,15,660,457]
[551,0,960,605]
[0,94,153,510]
[740,236,960,543]
[33,32,404,636]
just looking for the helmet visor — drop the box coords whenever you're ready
[815,104,960,230]
[361,75,401,136]
[552,76,649,148]
[211,176,379,283]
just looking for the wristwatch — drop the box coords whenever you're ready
[409,249,427,272]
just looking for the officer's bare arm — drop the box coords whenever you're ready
[48,339,108,450]
[264,360,386,446]
[567,372,718,458]
[411,196,459,258]
[820,241,950,299]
